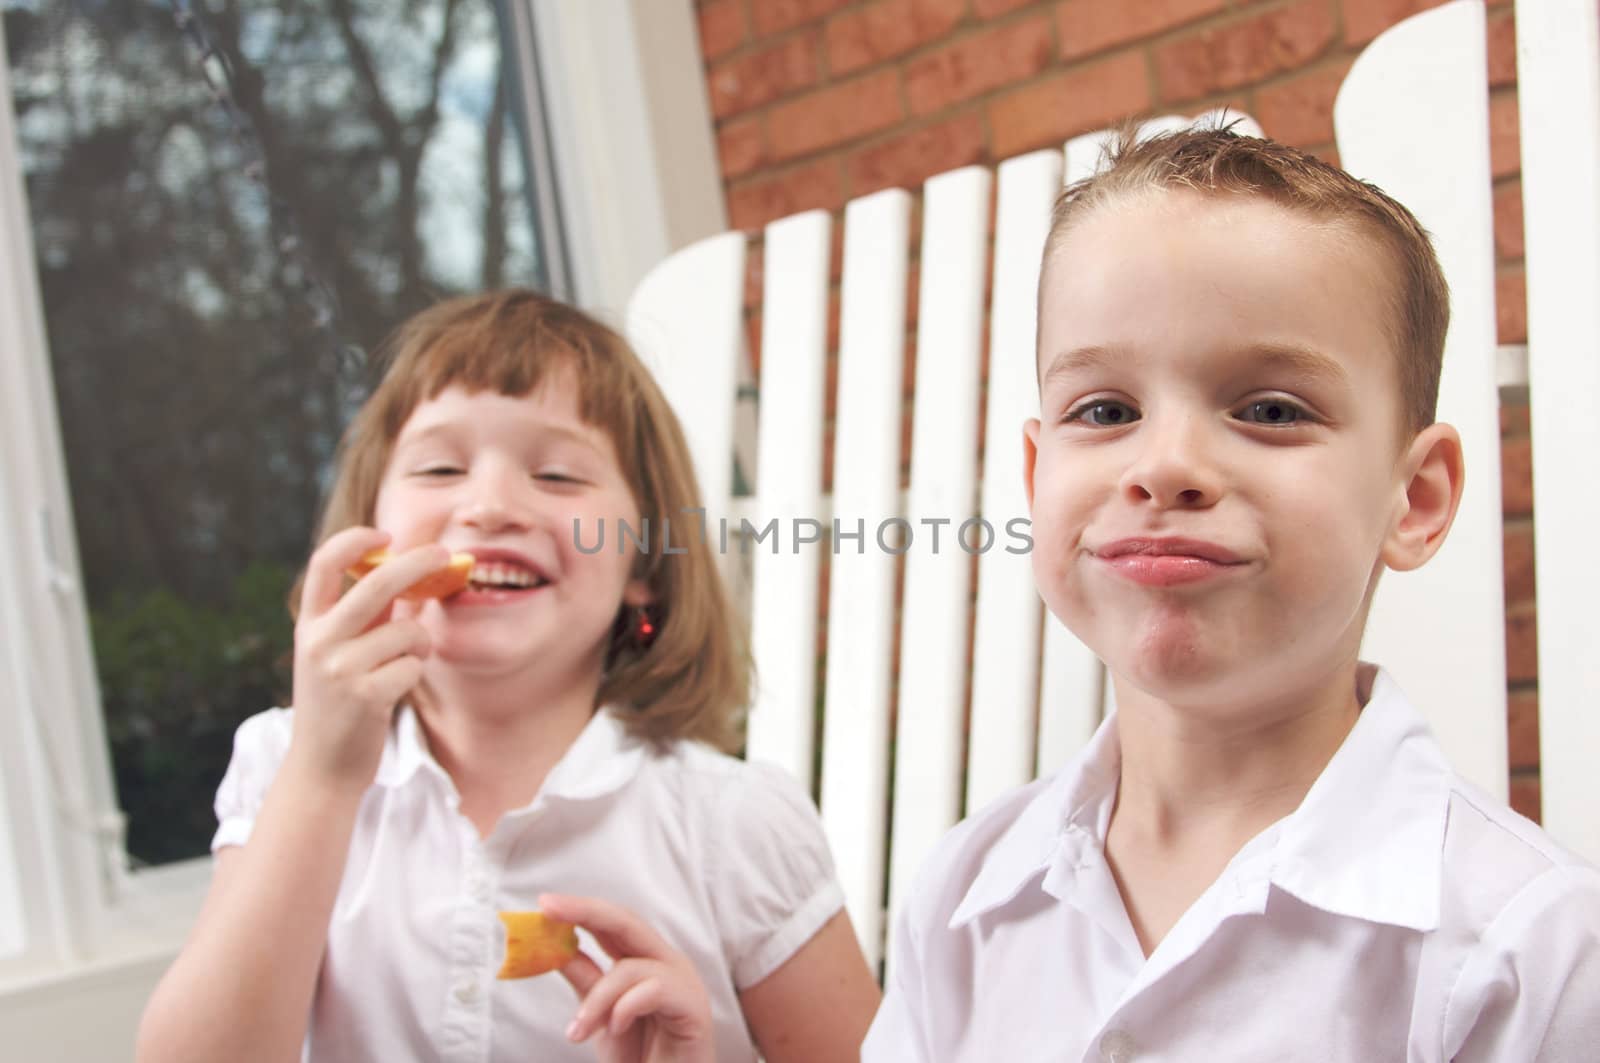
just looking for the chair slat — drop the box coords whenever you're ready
[745,211,832,787]
[624,232,746,515]
[1517,0,1600,862]
[1336,0,1509,799]
[819,190,914,966]
[887,167,992,931]
[966,150,1060,814]
[1036,616,1104,777]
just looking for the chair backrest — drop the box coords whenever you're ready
[626,0,1597,968]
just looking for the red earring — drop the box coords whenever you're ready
[631,605,659,648]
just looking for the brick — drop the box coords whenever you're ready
[1509,774,1541,823]
[1490,91,1520,179]
[728,158,846,230]
[1506,605,1537,683]
[754,0,856,37]
[1487,8,1517,88]
[847,112,987,196]
[1499,394,1529,436]
[707,33,821,119]
[974,0,1036,16]
[1057,0,1229,62]
[1496,266,1527,345]
[768,69,907,160]
[989,50,1153,157]
[1341,0,1449,46]
[1507,689,1540,771]
[698,0,747,61]
[905,15,1055,116]
[1493,179,1524,260]
[717,118,767,179]
[1254,59,1352,148]
[1501,434,1533,517]
[1155,0,1335,103]
[827,0,967,76]
[1503,521,1535,605]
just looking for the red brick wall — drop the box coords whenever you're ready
[694,0,1540,818]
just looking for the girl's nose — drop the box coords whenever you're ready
[458,464,533,532]
[1119,416,1221,510]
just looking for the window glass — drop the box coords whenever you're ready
[4,0,560,866]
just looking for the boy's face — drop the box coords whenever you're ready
[1026,190,1415,711]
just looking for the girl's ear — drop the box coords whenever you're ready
[622,578,654,607]
[1381,422,1466,573]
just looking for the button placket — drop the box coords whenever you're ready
[1099,1028,1140,1063]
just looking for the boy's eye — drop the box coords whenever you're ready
[1065,400,1139,427]
[1237,399,1305,425]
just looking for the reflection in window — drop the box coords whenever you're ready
[4,0,562,865]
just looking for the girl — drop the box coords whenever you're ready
[137,291,881,1063]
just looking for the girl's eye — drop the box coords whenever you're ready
[1065,400,1139,427]
[534,471,581,485]
[1238,399,1305,425]
[413,466,463,478]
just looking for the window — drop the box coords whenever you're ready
[1,0,721,1011]
[5,0,566,875]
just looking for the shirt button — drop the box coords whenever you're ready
[454,980,479,1004]
[1100,1029,1139,1063]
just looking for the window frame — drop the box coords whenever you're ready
[0,0,723,997]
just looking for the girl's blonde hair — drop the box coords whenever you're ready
[303,289,749,752]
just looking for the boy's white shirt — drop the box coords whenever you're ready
[864,665,1600,1062]
[213,703,844,1063]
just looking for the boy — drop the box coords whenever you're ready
[862,128,1599,1061]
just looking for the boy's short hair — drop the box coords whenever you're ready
[1042,125,1450,438]
[304,289,750,752]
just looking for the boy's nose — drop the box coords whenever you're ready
[1119,420,1221,510]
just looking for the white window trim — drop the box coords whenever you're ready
[0,0,724,1029]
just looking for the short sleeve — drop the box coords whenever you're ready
[211,708,294,851]
[1446,865,1600,1061]
[707,761,845,989]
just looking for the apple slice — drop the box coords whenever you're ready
[346,548,475,600]
[496,910,580,980]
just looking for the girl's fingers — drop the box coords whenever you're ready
[557,949,604,999]
[327,619,431,678]
[300,527,390,620]
[564,958,658,1043]
[321,544,453,638]
[539,893,670,964]
[357,654,427,708]
[609,976,676,1039]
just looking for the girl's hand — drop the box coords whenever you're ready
[541,893,715,1063]
[288,528,447,791]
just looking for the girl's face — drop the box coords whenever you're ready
[372,378,650,685]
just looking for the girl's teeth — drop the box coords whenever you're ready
[470,562,538,588]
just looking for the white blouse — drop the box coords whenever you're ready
[214,704,844,1063]
[864,666,1600,1062]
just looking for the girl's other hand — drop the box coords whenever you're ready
[541,893,715,1063]
[288,527,447,791]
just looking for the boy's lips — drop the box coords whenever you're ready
[1092,537,1247,587]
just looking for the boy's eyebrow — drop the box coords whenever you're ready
[1039,342,1350,388]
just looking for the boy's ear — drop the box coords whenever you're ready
[1022,418,1041,509]
[1381,422,1465,573]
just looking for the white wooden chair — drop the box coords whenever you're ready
[625,0,1600,970]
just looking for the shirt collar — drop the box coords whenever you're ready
[949,664,1452,933]
[1265,665,1451,931]
[949,713,1123,927]
[375,703,649,807]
